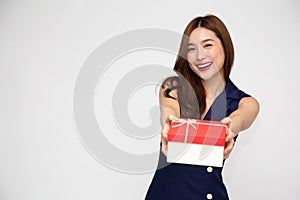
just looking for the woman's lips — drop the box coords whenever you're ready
[197,62,212,71]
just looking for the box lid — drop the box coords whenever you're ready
[168,119,227,146]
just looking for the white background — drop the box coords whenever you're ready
[1,0,300,199]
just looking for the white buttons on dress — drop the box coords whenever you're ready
[207,166,213,173]
[206,193,213,199]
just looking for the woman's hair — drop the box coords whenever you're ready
[163,14,234,119]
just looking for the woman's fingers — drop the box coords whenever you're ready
[225,128,235,142]
[161,123,169,141]
[224,138,234,159]
[161,114,178,156]
[221,117,232,126]
[161,141,167,156]
[222,117,235,159]
[168,114,178,122]
[161,121,171,156]
[221,117,232,124]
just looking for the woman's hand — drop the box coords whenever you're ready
[221,97,260,159]
[221,117,235,159]
[161,114,178,156]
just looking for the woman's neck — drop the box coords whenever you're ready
[203,76,226,100]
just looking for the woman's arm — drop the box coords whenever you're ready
[223,96,260,159]
[159,85,180,156]
[159,86,180,124]
[229,96,260,136]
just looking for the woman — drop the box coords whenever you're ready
[145,15,259,200]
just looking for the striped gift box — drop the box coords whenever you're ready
[167,118,227,167]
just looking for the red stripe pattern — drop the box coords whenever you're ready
[167,119,227,146]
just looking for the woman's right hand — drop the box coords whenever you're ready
[161,114,178,156]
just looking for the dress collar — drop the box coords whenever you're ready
[225,79,241,100]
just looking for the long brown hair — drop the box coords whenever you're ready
[163,14,234,119]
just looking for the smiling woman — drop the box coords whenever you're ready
[145,14,259,200]
[187,28,225,81]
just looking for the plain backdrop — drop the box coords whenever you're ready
[1,0,300,199]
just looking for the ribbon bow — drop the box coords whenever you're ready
[171,118,199,143]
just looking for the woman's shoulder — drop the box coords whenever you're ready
[225,79,251,100]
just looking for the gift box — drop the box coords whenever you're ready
[167,118,227,167]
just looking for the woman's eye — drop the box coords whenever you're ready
[204,44,212,48]
[187,48,196,51]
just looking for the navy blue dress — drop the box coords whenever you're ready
[145,79,250,200]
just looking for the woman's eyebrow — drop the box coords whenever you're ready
[201,38,214,43]
[188,38,214,46]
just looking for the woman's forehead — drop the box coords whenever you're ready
[188,27,217,44]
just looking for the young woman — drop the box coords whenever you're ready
[145,15,259,200]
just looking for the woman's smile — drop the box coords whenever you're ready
[196,61,213,71]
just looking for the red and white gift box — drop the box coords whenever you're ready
[167,118,227,167]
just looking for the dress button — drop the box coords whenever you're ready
[207,166,213,173]
[206,193,213,199]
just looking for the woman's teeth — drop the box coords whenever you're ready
[197,62,212,68]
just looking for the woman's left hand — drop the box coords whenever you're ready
[221,117,236,159]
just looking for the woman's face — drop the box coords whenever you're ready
[187,27,225,81]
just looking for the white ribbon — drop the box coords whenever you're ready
[171,118,199,143]
[171,118,226,143]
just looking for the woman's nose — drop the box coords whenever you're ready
[196,47,207,60]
